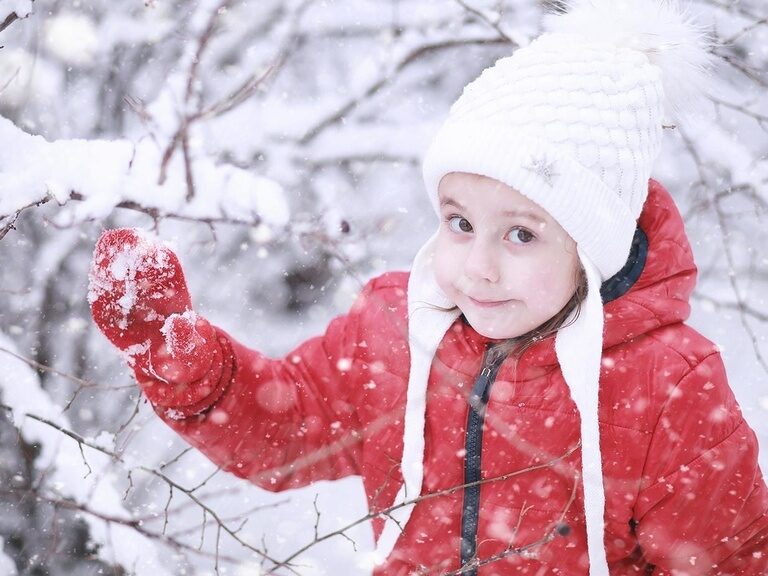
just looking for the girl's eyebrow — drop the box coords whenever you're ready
[501,209,546,224]
[439,197,465,210]
[439,196,546,224]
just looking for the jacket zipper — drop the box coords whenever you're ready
[459,344,507,574]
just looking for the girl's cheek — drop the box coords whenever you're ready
[433,238,457,285]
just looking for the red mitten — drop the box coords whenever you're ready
[88,228,221,402]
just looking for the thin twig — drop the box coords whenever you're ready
[266,443,579,573]
[0,345,132,393]
[719,15,768,45]
[160,446,195,470]
[701,0,765,22]
[442,477,579,575]
[453,0,521,45]
[678,127,768,375]
[0,195,52,240]
[68,191,263,228]
[181,122,196,202]
[693,292,768,322]
[714,50,768,89]
[0,487,243,565]
[198,59,282,121]
[187,466,223,493]
[0,403,297,574]
[709,95,768,130]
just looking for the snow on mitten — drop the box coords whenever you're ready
[88,228,217,388]
[159,309,218,383]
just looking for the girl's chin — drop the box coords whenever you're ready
[462,313,527,340]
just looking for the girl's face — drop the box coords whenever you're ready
[434,172,580,340]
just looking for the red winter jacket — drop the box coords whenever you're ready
[140,181,768,575]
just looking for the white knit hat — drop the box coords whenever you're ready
[376,0,712,572]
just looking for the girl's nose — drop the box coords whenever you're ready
[463,240,500,283]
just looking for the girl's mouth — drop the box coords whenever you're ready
[467,296,511,308]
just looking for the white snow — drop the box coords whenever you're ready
[0,537,16,576]
[0,49,63,110]
[122,340,151,361]
[161,310,199,357]
[44,12,99,67]
[0,116,290,229]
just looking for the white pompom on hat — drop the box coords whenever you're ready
[375,1,713,573]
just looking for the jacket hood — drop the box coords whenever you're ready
[601,178,697,349]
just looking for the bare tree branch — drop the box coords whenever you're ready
[3,393,581,575]
[154,0,292,203]
[185,0,234,109]
[677,127,768,375]
[299,36,511,145]
[0,345,133,395]
[266,443,580,573]
[453,0,523,45]
[710,95,768,130]
[198,59,283,121]
[700,0,766,24]
[713,49,768,89]
[0,487,245,566]
[67,191,263,228]
[719,15,768,45]
[0,403,298,574]
[0,195,52,240]
[441,478,578,575]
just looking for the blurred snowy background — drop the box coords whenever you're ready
[0,0,766,574]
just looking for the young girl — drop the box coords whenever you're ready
[88,1,768,574]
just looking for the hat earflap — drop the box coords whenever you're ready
[555,248,609,574]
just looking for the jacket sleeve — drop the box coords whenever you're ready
[137,277,387,492]
[633,352,768,574]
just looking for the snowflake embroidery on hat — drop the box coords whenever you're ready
[523,155,559,187]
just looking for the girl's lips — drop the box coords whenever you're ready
[467,296,511,308]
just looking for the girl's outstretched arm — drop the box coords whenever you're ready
[89,228,381,491]
[151,310,374,491]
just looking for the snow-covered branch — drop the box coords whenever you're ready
[0,0,33,35]
[0,116,289,232]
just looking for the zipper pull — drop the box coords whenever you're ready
[469,349,500,413]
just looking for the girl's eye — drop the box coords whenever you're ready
[507,227,535,244]
[448,216,473,233]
